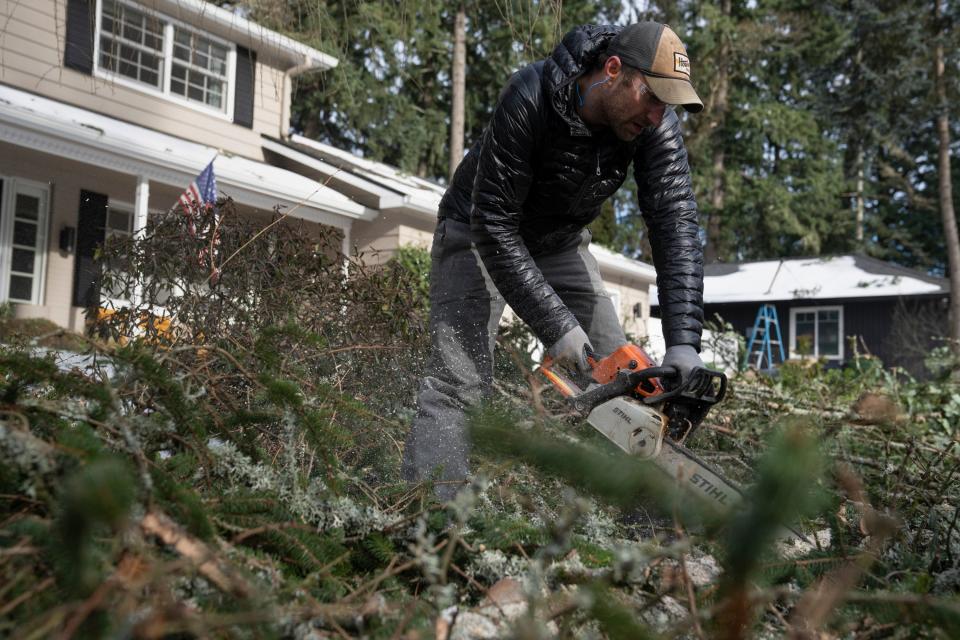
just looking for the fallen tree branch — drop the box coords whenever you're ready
[140,510,251,598]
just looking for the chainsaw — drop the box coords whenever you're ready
[541,343,807,540]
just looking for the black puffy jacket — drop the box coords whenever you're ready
[438,24,704,351]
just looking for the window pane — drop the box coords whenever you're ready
[15,194,40,219]
[207,81,223,108]
[144,32,162,51]
[13,221,37,247]
[122,21,142,43]
[11,248,34,274]
[108,209,132,233]
[9,275,32,301]
[210,48,227,75]
[795,313,816,356]
[817,312,840,356]
[819,309,839,322]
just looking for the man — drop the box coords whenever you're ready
[402,22,706,500]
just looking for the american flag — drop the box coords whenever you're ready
[176,159,220,276]
[178,159,218,213]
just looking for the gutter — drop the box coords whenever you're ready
[153,0,339,70]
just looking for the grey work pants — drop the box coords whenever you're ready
[401,218,627,499]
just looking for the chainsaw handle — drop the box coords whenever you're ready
[569,366,677,412]
[629,365,678,381]
[641,366,727,406]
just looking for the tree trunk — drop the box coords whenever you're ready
[855,144,865,245]
[704,0,731,264]
[449,4,467,180]
[853,47,865,246]
[934,0,960,352]
[706,148,725,263]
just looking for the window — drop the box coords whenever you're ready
[0,178,50,305]
[95,0,235,116]
[171,28,230,110]
[790,306,843,360]
[99,0,164,88]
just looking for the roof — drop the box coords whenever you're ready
[0,85,373,227]
[266,134,658,283]
[590,244,657,283]
[149,0,338,70]
[263,135,444,216]
[652,255,948,306]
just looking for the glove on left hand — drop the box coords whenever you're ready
[661,344,704,388]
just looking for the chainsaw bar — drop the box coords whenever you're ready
[586,395,809,542]
[586,395,743,509]
[541,346,809,542]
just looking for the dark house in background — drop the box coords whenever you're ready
[651,255,950,375]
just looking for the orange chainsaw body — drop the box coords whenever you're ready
[541,343,665,399]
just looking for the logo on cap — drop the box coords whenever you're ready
[674,52,690,75]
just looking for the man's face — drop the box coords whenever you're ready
[603,70,670,141]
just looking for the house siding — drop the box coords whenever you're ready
[351,214,430,264]
[597,273,648,340]
[1,0,289,161]
[692,297,948,374]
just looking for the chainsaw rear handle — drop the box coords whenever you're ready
[642,366,727,406]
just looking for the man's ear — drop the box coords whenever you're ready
[604,55,623,81]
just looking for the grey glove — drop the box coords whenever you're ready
[661,344,704,388]
[547,325,593,376]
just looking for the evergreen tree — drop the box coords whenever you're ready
[240,1,618,181]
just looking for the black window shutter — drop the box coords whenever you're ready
[234,46,256,128]
[73,190,108,308]
[65,0,95,74]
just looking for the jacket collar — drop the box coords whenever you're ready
[543,24,622,136]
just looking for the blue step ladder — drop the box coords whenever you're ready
[743,304,786,370]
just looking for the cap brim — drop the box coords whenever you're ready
[646,76,704,113]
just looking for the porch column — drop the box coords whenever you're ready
[132,175,149,306]
[341,224,351,278]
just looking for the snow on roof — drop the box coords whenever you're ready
[652,255,947,306]
[0,85,371,225]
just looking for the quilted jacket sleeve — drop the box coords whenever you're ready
[633,110,704,351]
[470,69,580,348]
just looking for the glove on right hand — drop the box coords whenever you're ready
[547,325,593,376]
[661,344,704,389]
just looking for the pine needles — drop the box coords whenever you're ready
[1,204,958,637]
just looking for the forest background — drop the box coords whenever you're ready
[227,0,959,274]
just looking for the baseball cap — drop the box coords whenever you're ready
[607,22,703,113]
